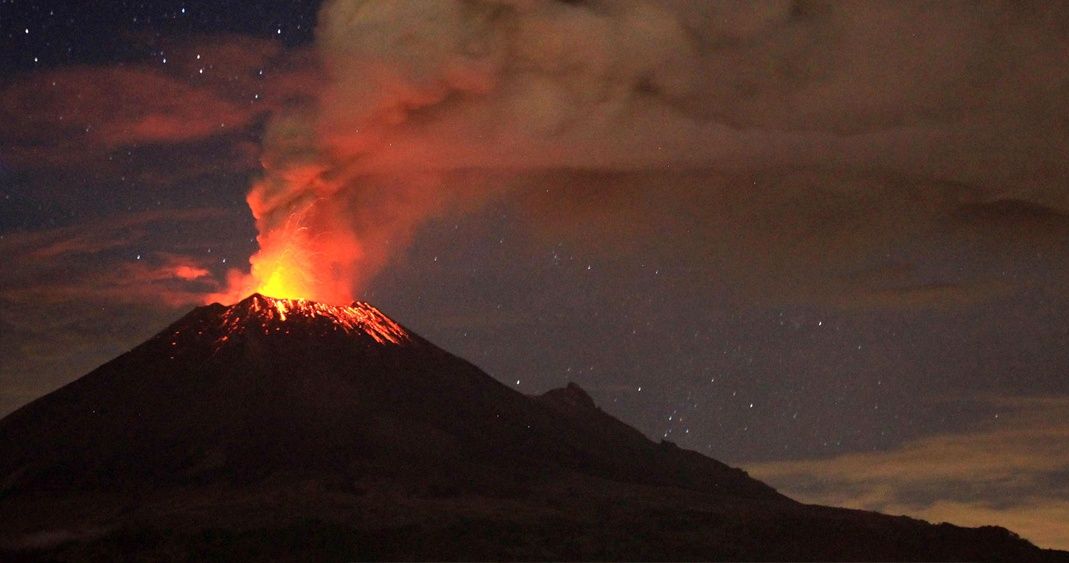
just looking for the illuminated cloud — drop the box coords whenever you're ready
[747,396,1069,550]
[0,35,315,173]
[221,0,1069,304]
[0,209,228,307]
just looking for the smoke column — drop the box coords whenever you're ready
[213,0,1068,304]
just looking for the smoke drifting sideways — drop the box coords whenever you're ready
[211,0,1069,305]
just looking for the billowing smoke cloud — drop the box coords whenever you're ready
[218,0,1069,304]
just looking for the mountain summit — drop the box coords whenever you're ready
[0,293,776,497]
[0,295,1064,561]
[202,293,413,345]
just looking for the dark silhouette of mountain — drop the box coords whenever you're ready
[0,294,1065,561]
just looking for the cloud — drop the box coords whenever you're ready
[837,281,1011,311]
[0,35,316,173]
[0,209,229,307]
[3,67,243,158]
[746,395,1069,550]
[512,168,1057,309]
[220,0,1069,305]
[301,0,1069,187]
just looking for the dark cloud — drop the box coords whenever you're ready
[949,199,1069,248]
[223,0,1069,306]
[511,168,1063,310]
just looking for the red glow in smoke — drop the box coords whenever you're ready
[208,174,366,305]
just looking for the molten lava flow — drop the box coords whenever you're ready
[210,294,410,346]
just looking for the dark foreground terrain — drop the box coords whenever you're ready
[4,474,1062,561]
[1,295,1065,561]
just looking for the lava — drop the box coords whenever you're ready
[212,294,410,345]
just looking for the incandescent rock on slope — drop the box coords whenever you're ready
[0,294,1065,561]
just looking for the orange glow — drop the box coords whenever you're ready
[209,294,410,346]
[208,178,365,305]
[247,213,322,302]
[207,80,453,307]
[172,265,210,281]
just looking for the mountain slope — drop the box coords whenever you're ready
[0,294,1064,561]
[0,294,775,499]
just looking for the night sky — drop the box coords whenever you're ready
[3,0,1069,550]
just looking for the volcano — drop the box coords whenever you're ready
[0,294,1064,561]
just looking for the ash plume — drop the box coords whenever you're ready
[217,0,1069,304]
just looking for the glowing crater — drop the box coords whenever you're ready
[214,294,410,345]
